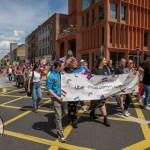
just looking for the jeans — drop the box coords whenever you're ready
[32,82,42,109]
[8,74,12,82]
[142,84,150,106]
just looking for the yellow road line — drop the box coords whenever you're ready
[1,89,24,95]
[4,130,93,150]
[1,95,23,98]
[0,97,25,106]
[122,139,150,150]
[2,88,7,93]
[133,100,150,139]
[4,100,51,126]
[0,105,54,113]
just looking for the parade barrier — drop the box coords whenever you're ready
[61,73,139,101]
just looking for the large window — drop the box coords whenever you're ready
[92,9,96,24]
[144,32,148,47]
[87,13,90,26]
[102,27,104,44]
[99,5,104,21]
[93,0,99,3]
[121,6,126,20]
[110,3,117,19]
[82,0,90,10]
[82,16,84,27]
[110,26,113,43]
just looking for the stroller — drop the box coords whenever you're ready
[16,74,24,88]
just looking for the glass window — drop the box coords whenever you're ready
[87,13,90,26]
[92,9,96,24]
[144,32,148,47]
[82,16,84,27]
[110,26,113,43]
[82,0,90,10]
[99,5,104,21]
[102,27,104,44]
[110,3,117,19]
[93,0,99,3]
[121,6,126,20]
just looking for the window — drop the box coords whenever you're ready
[110,3,117,19]
[110,26,113,43]
[92,9,96,24]
[51,22,54,28]
[87,13,90,26]
[82,16,84,27]
[99,5,104,21]
[144,32,148,47]
[102,27,104,44]
[82,0,90,10]
[121,6,126,20]
[93,0,99,3]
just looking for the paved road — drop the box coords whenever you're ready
[0,76,150,150]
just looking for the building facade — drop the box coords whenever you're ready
[56,0,150,68]
[26,13,68,63]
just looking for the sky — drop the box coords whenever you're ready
[0,0,68,59]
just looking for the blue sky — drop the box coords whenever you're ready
[0,0,68,59]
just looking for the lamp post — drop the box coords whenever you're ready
[136,46,140,68]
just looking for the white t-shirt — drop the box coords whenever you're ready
[29,71,41,83]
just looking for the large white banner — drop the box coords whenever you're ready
[61,73,139,101]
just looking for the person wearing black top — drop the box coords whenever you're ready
[107,59,115,75]
[139,55,150,110]
[64,57,80,128]
[89,57,110,127]
[115,58,132,117]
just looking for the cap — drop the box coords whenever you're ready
[80,59,85,63]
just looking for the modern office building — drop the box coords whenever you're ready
[56,0,150,68]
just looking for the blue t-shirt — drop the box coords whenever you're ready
[47,70,61,96]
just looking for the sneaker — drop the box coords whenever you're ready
[72,119,78,128]
[123,110,130,117]
[144,106,150,110]
[57,131,66,143]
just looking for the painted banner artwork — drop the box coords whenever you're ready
[61,73,139,101]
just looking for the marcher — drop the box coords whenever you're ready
[7,65,13,82]
[28,64,42,113]
[47,60,67,143]
[88,57,111,127]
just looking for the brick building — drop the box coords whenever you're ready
[26,13,68,63]
[56,0,150,68]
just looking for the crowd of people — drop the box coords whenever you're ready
[0,54,149,143]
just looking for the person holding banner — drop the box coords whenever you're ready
[139,54,150,110]
[64,57,81,128]
[47,60,67,143]
[115,58,132,117]
[89,57,111,127]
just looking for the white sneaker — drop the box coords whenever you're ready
[144,106,150,110]
[123,110,130,117]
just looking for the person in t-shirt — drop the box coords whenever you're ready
[7,65,13,82]
[115,58,132,117]
[139,54,150,110]
[88,57,111,127]
[28,64,42,113]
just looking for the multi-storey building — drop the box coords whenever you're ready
[26,13,68,63]
[56,0,150,68]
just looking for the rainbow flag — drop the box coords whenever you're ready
[138,83,144,96]
[61,90,67,97]
[86,74,92,80]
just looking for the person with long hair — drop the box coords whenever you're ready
[28,64,42,113]
[88,57,110,127]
